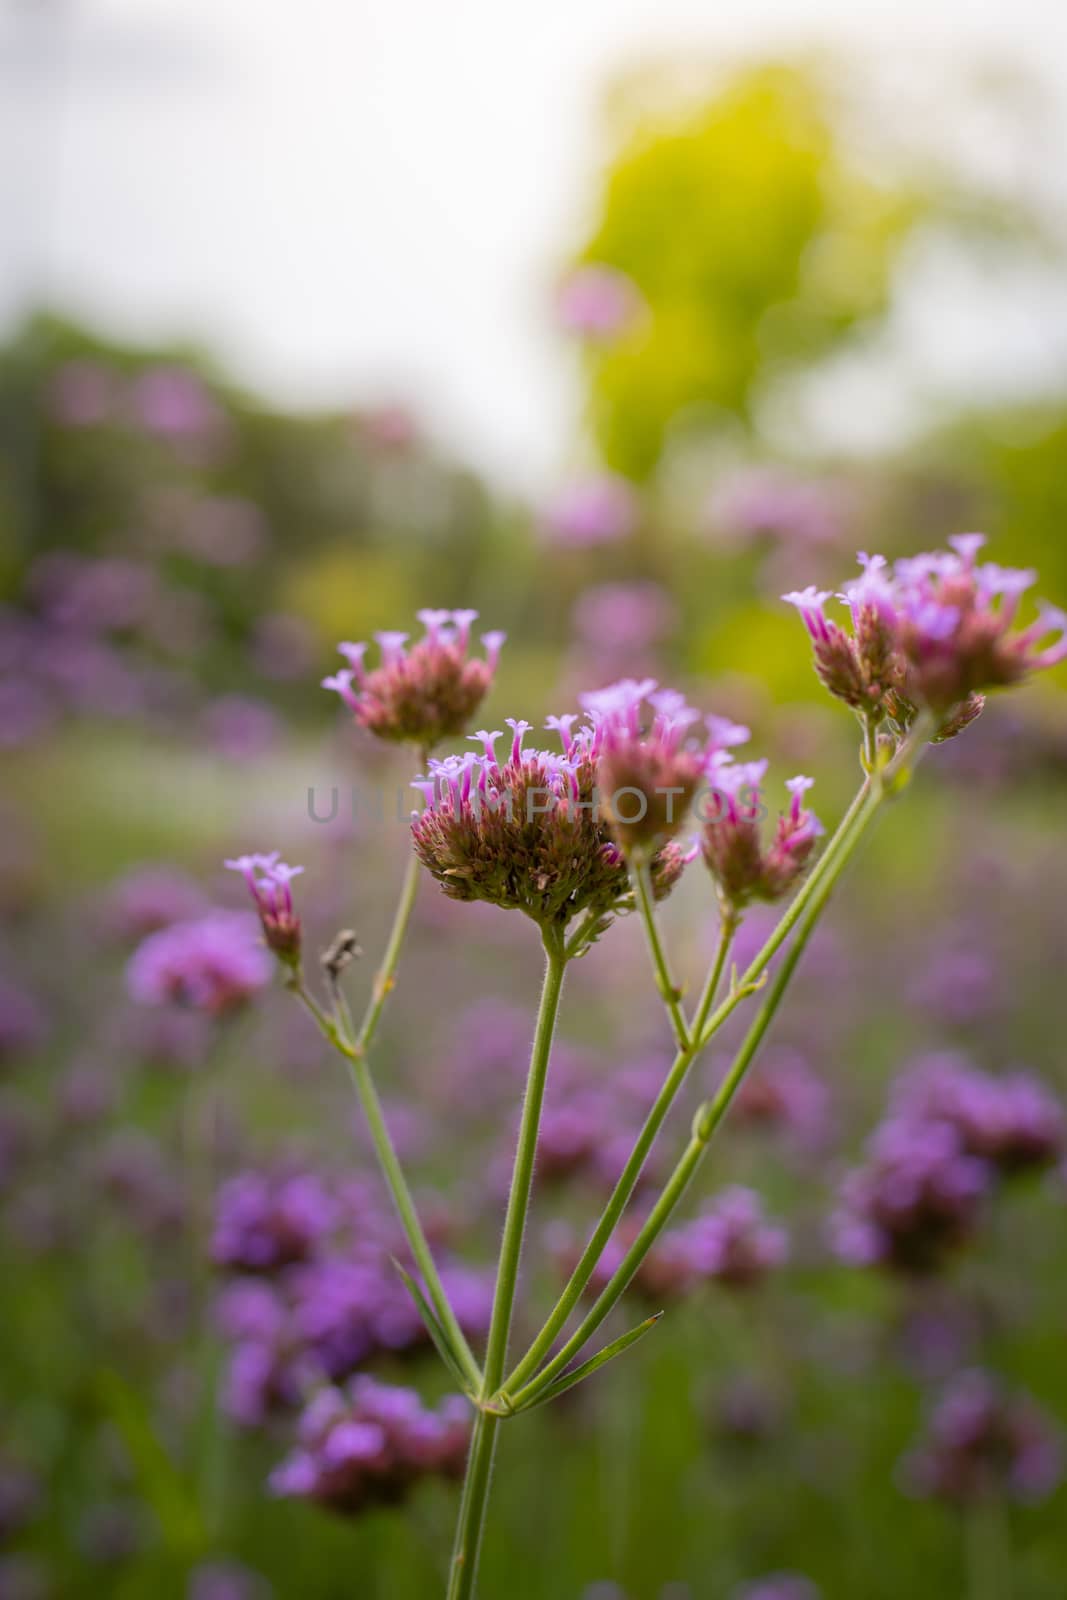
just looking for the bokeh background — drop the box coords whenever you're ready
[2,3,1067,1597]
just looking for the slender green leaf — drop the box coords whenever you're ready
[96,1368,204,1552]
[512,1312,664,1413]
[391,1257,475,1394]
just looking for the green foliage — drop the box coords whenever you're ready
[578,63,927,477]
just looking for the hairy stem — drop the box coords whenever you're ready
[501,911,736,1399]
[446,928,568,1598]
[631,853,689,1048]
[296,848,482,1391]
[507,743,917,1411]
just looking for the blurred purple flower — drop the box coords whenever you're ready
[543,474,638,546]
[126,911,272,1015]
[187,1560,273,1600]
[269,1376,470,1515]
[212,1172,336,1273]
[99,865,210,944]
[901,1369,1063,1505]
[0,978,48,1063]
[708,468,846,546]
[555,264,642,341]
[201,697,283,760]
[830,1115,990,1275]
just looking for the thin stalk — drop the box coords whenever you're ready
[348,1048,481,1390]
[509,770,892,1411]
[499,779,875,1404]
[501,911,737,1399]
[447,927,568,1599]
[447,1412,499,1600]
[294,850,482,1391]
[631,853,689,1049]
[356,847,421,1053]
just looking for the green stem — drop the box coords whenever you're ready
[447,927,568,1599]
[499,778,877,1405]
[295,849,482,1392]
[631,853,689,1049]
[508,758,904,1411]
[348,1048,481,1390]
[501,912,736,1399]
[357,848,421,1053]
[447,1412,500,1600]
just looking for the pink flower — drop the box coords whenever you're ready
[322,610,504,749]
[127,912,272,1015]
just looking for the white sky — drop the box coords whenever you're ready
[3,0,1067,489]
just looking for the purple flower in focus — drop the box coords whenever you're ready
[411,696,696,924]
[224,854,303,963]
[543,474,638,547]
[126,912,272,1015]
[323,610,504,749]
[901,1369,1063,1505]
[700,762,823,913]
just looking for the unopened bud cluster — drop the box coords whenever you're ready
[700,763,822,915]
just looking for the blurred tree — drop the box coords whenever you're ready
[576,61,1005,480]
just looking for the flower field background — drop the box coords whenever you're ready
[2,54,1067,1600]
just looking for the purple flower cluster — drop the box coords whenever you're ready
[830,1116,990,1276]
[727,1047,831,1153]
[701,762,822,913]
[212,1172,336,1273]
[410,687,707,926]
[126,911,272,1016]
[554,1186,788,1302]
[212,1172,492,1426]
[322,609,504,748]
[224,854,304,963]
[892,1054,1065,1176]
[268,1377,470,1515]
[901,1369,1062,1505]
[785,536,1067,729]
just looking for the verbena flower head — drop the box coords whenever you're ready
[901,1369,1063,1505]
[830,1115,991,1275]
[322,610,504,749]
[580,678,717,853]
[126,912,272,1016]
[225,853,303,963]
[268,1376,470,1515]
[700,761,822,913]
[410,690,706,928]
[785,536,1067,731]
